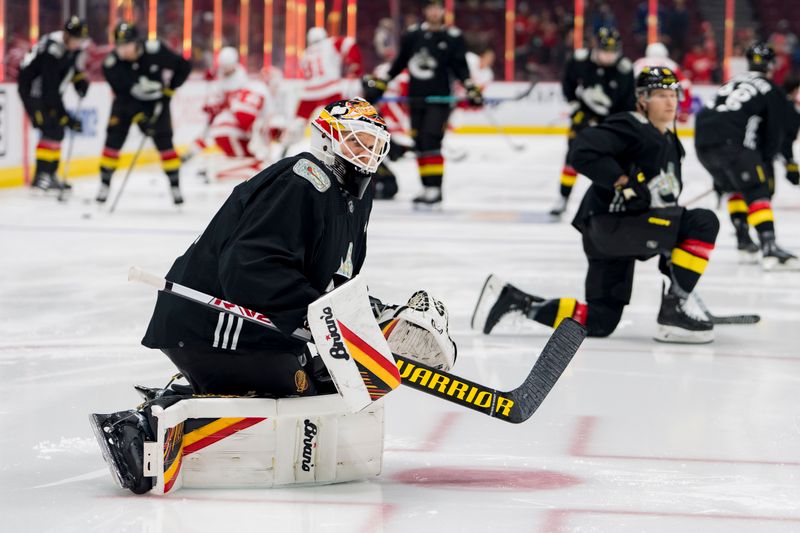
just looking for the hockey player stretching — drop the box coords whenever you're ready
[552,27,636,217]
[363,0,483,207]
[95,22,191,205]
[695,42,798,270]
[473,68,720,344]
[18,16,89,192]
[90,98,457,494]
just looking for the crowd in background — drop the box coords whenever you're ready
[3,0,800,87]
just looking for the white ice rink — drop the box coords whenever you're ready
[1,135,799,532]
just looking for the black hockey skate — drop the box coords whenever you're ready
[761,239,799,271]
[412,187,442,209]
[471,274,544,334]
[733,219,759,264]
[549,195,568,217]
[31,172,56,192]
[655,292,714,344]
[170,185,184,205]
[89,410,155,494]
[95,182,110,203]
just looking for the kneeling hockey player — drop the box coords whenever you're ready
[473,67,720,344]
[90,98,457,494]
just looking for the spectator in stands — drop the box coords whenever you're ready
[374,18,396,62]
[682,40,717,84]
[592,3,616,35]
[665,0,689,62]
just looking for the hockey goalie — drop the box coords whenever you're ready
[90,98,458,494]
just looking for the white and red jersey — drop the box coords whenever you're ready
[205,64,249,117]
[633,56,693,116]
[300,37,363,101]
[374,62,412,147]
[466,51,494,89]
[210,80,269,140]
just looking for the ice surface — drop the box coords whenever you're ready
[1,135,799,532]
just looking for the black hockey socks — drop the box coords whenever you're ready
[530,298,588,328]
[746,198,776,242]
[670,238,714,294]
[160,148,181,175]
[418,152,444,188]
[35,139,61,177]
[559,165,577,199]
[100,147,121,180]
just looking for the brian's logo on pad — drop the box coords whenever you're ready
[321,307,350,360]
[301,419,318,472]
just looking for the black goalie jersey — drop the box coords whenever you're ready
[570,111,685,229]
[142,154,373,353]
[387,22,471,97]
[695,72,786,161]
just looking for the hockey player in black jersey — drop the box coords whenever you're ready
[695,42,797,270]
[551,27,636,217]
[91,99,392,493]
[95,22,191,205]
[473,67,720,344]
[779,76,800,191]
[17,16,89,192]
[362,0,482,207]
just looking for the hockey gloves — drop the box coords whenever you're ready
[362,75,388,105]
[464,80,484,107]
[577,84,612,116]
[617,173,651,212]
[786,161,800,186]
[60,112,83,133]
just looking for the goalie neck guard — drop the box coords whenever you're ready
[311,98,391,199]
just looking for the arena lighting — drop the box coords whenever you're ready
[29,0,39,43]
[647,0,658,45]
[213,0,222,65]
[315,0,324,27]
[297,0,307,65]
[240,0,250,66]
[263,0,273,68]
[723,0,734,81]
[148,0,157,40]
[505,0,515,81]
[329,0,342,37]
[286,0,298,77]
[0,0,5,80]
[183,0,192,59]
[573,0,584,51]
[346,0,356,40]
[124,0,133,20]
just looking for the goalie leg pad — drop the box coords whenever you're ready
[144,394,384,494]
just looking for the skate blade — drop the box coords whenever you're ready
[89,413,128,490]
[653,325,714,344]
[471,274,505,332]
[737,250,760,265]
[412,202,442,211]
[761,257,800,271]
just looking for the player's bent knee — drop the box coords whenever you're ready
[143,395,384,494]
[585,302,624,337]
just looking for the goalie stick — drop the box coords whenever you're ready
[128,266,585,424]
[691,292,760,325]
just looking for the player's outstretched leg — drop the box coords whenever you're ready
[727,193,759,263]
[89,409,155,494]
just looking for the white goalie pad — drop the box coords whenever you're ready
[308,275,401,413]
[144,394,384,495]
[378,290,457,371]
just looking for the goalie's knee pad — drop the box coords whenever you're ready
[131,394,384,494]
[378,290,457,371]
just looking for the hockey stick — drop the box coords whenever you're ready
[57,100,82,203]
[691,293,761,325]
[128,266,586,424]
[481,105,525,152]
[681,187,716,207]
[109,102,163,214]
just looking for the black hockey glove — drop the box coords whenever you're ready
[617,174,651,212]
[61,112,83,133]
[362,75,388,104]
[464,80,483,107]
[786,161,799,186]
[74,78,89,99]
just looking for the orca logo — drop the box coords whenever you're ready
[301,419,318,472]
[321,307,349,360]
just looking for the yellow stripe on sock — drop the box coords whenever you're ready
[100,157,120,169]
[727,199,748,214]
[419,164,444,177]
[671,248,708,275]
[161,158,181,172]
[560,173,577,187]
[748,208,774,227]
[555,298,577,328]
[35,148,61,162]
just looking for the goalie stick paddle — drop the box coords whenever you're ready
[128,266,586,423]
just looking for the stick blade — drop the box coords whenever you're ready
[710,314,761,325]
[506,318,586,423]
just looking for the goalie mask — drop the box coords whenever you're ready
[311,98,391,199]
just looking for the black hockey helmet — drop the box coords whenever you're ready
[746,41,776,72]
[114,22,140,45]
[64,16,89,39]
[596,27,622,52]
[636,66,682,97]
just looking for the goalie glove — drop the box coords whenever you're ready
[577,83,612,116]
[377,290,457,371]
